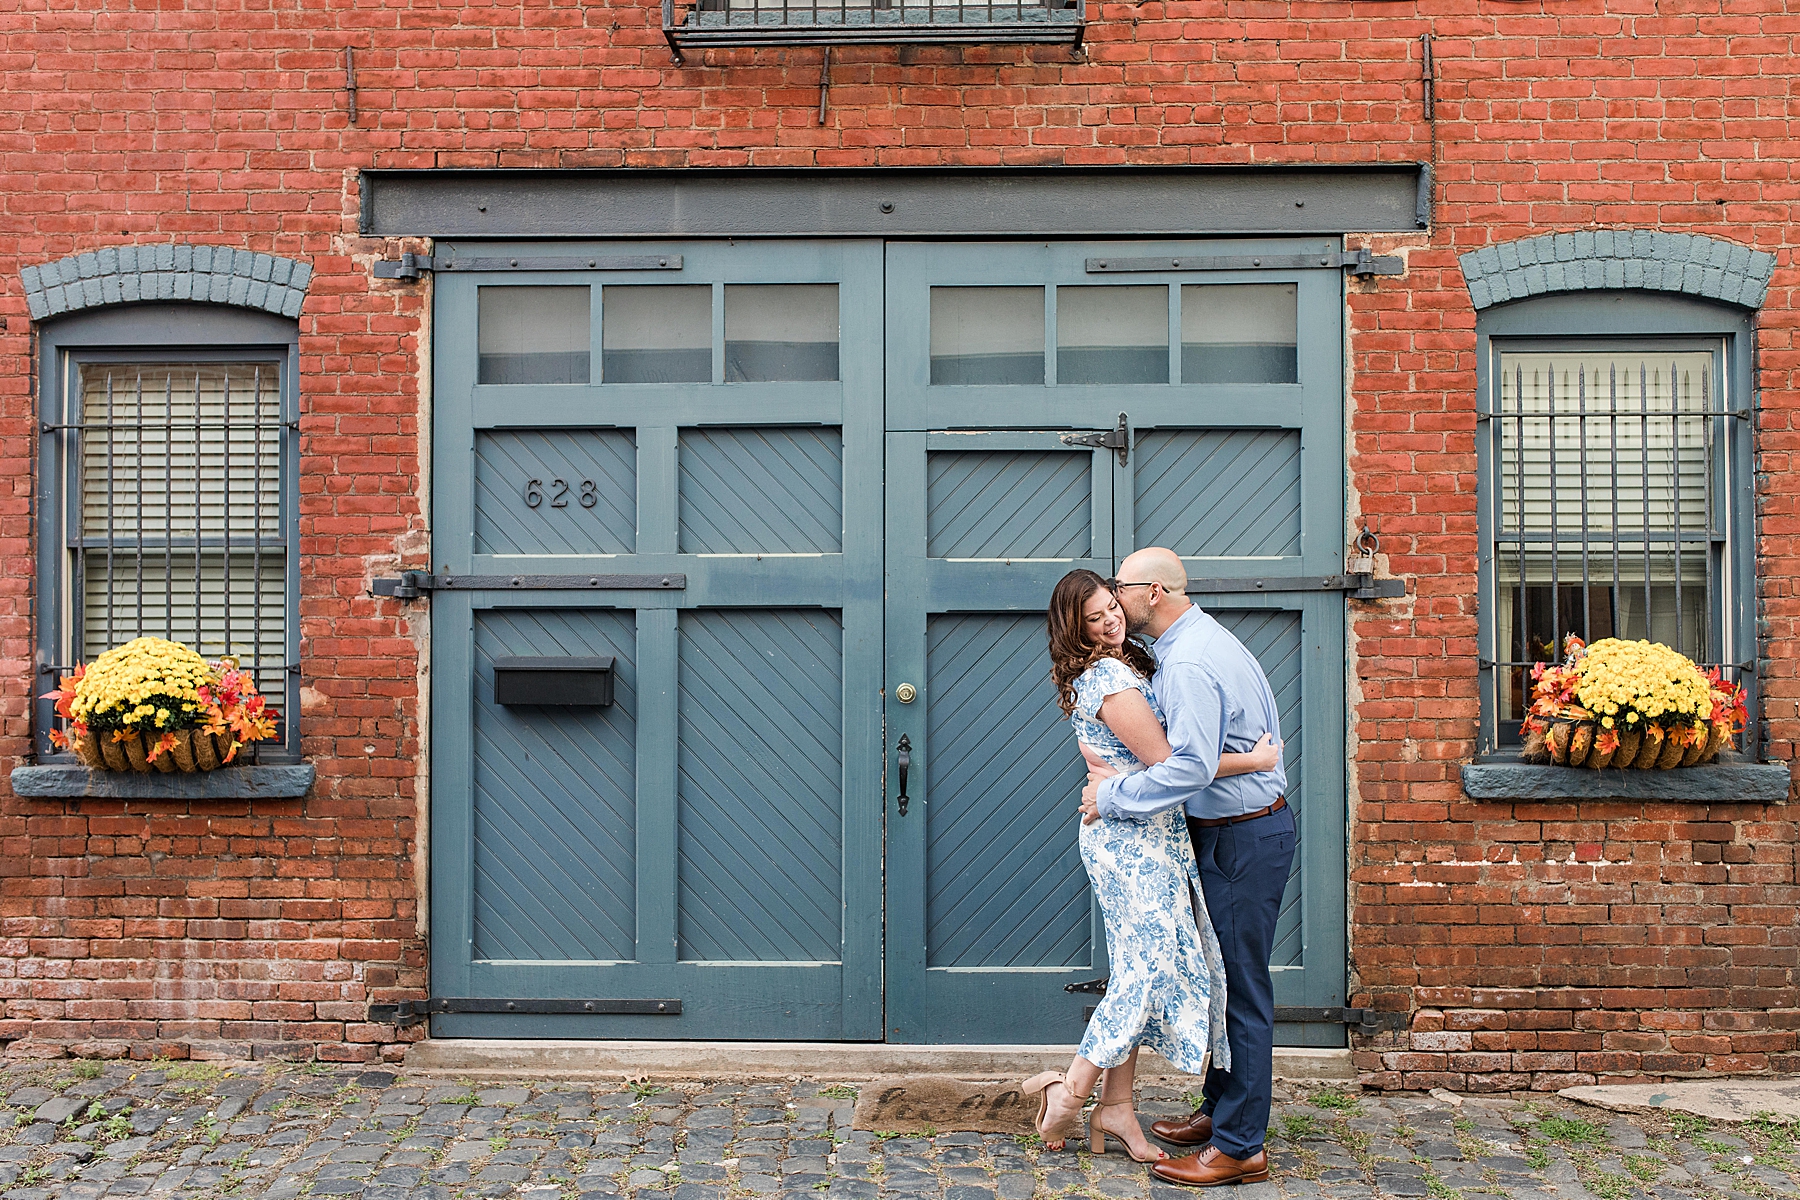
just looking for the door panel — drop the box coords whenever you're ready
[433,240,884,1040]
[885,241,1347,1044]
[927,451,1095,560]
[925,613,1089,970]
[677,427,844,554]
[1134,429,1303,558]
[676,608,845,963]
[474,430,638,555]
[471,608,637,963]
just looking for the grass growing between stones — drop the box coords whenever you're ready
[1308,1087,1362,1114]
[1422,1169,1465,1200]
[1667,1112,1709,1139]
[1743,1112,1796,1170]
[1579,1169,1635,1200]
[1277,1111,1322,1141]
[1282,1141,1324,1182]
[1534,1116,1608,1147]
[1515,1105,1656,1200]
[1450,1116,1494,1162]
[1339,1126,1377,1175]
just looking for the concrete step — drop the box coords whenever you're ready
[403,1039,1354,1082]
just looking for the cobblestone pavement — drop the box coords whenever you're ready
[0,1060,1794,1200]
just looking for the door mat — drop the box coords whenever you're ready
[851,1075,1036,1134]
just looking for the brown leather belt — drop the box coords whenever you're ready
[1189,795,1287,829]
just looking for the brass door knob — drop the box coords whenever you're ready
[895,682,917,703]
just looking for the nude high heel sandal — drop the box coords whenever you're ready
[1088,1098,1167,1163]
[1022,1071,1083,1149]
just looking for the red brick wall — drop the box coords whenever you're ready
[1347,801,1800,1090]
[1,0,1794,1071]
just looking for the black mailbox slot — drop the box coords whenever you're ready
[493,656,616,707]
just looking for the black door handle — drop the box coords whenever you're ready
[896,734,911,816]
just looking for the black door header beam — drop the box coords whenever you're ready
[360,163,1430,240]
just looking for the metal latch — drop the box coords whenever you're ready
[1347,572,1406,600]
[373,252,434,280]
[372,571,687,600]
[1059,413,1129,466]
[1063,977,1109,996]
[369,997,683,1028]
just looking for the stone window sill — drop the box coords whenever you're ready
[1461,751,1791,802]
[10,762,315,800]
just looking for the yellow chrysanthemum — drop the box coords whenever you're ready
[69,637,217,733]
[1572,638,1712,733]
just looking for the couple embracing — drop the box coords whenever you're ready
[1022,547,1295,1188]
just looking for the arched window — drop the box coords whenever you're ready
[34,302,301,759]
[1473,290,1756,752]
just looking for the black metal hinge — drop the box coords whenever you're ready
[369,997,683,1028]
[1275,1006,1407,1035]
[371,571,687,599]
[1059,413,1130,466]
[1065,984,1402,1036]
[374,253,684,280]
[372,252,434,280]
[1084,248,1403,277]
[1187,574,1405,600]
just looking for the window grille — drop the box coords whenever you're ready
[63,360,289,744]
[1489,345,1741,738]
[662,0,1083,51]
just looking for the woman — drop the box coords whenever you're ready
[1023,569,1280,1162]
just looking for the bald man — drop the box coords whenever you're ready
[1080,547,1294,1188]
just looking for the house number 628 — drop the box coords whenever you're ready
[523,479,599,509]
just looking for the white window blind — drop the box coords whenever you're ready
[1498,351,1714,537]
[74,362,287,706]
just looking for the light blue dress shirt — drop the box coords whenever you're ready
[1094,605,1287,822]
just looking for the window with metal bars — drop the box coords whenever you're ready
[1480,334,1753,748]
[663,0,1083,52]
[36,308,299,761]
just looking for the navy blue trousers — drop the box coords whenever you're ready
[1187,803,1296,1159]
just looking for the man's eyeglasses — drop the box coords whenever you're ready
[1106,579,1157,592]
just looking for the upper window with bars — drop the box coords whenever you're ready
[662,0,1083,53]
[37,309,298,761]
[1483,338,1750,746]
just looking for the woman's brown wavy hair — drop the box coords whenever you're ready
[1048,568,1157,717]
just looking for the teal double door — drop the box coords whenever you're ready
[430,238,1346,1043]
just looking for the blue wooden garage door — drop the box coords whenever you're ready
[430,237,1348,1044]
[430,242,886,1039]
[882,242,1348,1044]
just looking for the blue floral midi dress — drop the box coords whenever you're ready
[1071,655,1231,1075]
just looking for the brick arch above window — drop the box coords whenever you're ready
[21,244,311,322]
[1458,230,1774,312]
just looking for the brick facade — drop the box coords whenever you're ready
[2,0,1795,1079]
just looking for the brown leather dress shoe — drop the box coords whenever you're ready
[1149,1110,1213,1146]
[1151,1145,1270,1188]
